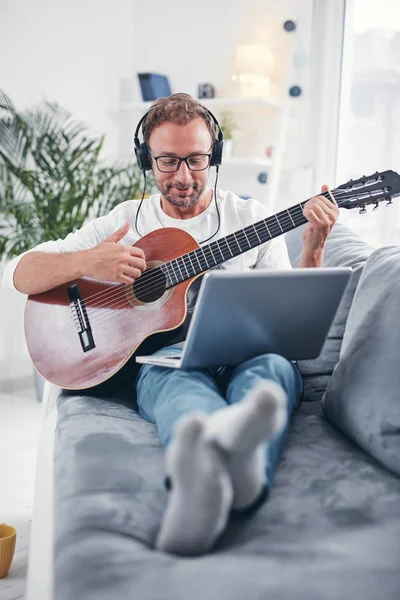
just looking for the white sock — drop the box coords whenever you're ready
[156,412,233,556]
[204,381,288,509]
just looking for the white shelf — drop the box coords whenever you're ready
[224,157,272,168]
[120,97,281,113]
[198,97,281,112]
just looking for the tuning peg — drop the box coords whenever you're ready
[359,204,367,214]
[386,197,393,206]
[373,201,379,211]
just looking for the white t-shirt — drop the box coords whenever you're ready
[2,189,292,292]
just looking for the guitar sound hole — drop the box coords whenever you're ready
[133,269,167,303]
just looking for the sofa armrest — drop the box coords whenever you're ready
[26,406,56,600]
[42,381,61,419]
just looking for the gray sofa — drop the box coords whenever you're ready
[54,222,400,600]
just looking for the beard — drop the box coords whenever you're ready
[156,180,207,208]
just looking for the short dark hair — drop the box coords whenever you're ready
[142,93,216,145]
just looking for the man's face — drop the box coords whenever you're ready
[147,117,213,209]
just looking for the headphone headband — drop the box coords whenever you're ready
[134,103,224,172]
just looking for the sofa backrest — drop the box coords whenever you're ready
[284,221,374,401]
[285,221,373,269]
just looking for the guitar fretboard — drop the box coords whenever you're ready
[161,200,308,288]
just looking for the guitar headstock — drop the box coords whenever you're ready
[334,170,400,211]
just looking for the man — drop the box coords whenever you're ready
[3,93,339,556]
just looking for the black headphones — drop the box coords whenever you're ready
[133,105,224,172]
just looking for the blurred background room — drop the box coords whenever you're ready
[1,0,400,597]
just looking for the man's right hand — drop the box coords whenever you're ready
[85,222,147,284]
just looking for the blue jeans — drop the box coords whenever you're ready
[136,345,303,488]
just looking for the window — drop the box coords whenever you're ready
[337,0,400,247]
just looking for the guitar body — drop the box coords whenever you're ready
[24,228,200,389]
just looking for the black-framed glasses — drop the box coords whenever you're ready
[148,148,211,172]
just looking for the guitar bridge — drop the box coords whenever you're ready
[67,284,96,352]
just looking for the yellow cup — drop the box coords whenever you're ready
[0,524,16,578]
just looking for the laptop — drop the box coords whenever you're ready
[135,267,352,370]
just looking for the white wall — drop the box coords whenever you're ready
[0,0,136,157]
[0,266,31,382]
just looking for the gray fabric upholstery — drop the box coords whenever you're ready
[285,222,373,401]
[285,220,373,270]
[53,223,400,599]
[322,246,400,476]
[54,395,400,600]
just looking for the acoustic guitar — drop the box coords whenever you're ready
[24,170,400,389]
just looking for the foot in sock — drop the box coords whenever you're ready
[156,412,233,556]
[204,381,288,510]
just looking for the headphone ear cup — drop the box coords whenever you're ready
[210,140,224,167]
[134,142,152,172]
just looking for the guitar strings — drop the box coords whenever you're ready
[82,195,335,320]
[83,183,385,324]
[81,189,346,310]
[81,188,363,326]
[82,191,357,327]
[65,181,386,313]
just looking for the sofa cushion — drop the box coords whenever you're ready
[285,221,373,401]
[54,393,400,600]
[322,246,400,476]
[297,265,364,401]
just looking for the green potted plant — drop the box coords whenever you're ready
[219,111,240,159]
[0,89,152,259]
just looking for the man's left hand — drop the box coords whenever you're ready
[300,184,339,265]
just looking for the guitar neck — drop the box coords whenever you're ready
[163,199,309,288]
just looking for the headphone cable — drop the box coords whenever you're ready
[134,171,147,238]
[199,166,220,244]
[134,167,221,244]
